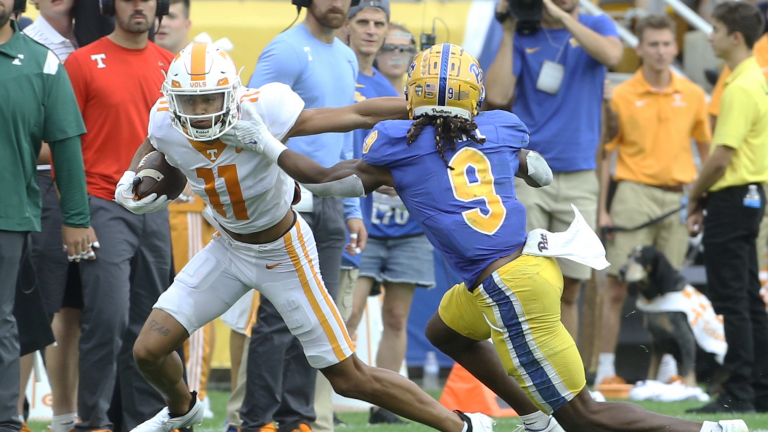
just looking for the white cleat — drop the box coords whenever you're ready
[130,395,205,432]
[516,416,564,432]
[718,420,749,432]
[463,412,495,432]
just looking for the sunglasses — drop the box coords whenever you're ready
[379,44,418,55]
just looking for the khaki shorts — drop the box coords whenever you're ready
[605,181,689,276]
[515,170,598,280]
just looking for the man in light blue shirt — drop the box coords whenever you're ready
[241,0,366,431]
[483,0,622,345]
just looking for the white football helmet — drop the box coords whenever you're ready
[162,42,241,141]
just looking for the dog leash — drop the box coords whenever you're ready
[601,204,685,236]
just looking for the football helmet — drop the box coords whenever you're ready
[162,42,241,141]
[405,43,485,120]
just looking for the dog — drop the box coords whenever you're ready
[620,246,720,388]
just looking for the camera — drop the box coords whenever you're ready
[508,0,542,35]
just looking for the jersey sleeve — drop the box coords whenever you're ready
[592,13,620,38]
[361,123,398,167]
[494,111,530,149]
[247,40,306,88]
[63,52,89,114]
[43,50,87,143]
[146,97,166,150]
[243,83,305,141]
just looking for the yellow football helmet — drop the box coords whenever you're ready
[405,43,485,120]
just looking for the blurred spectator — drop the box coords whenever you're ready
[72,0,113,46]
[22,0,90,430]
[373,23,416,97]
[63,0,174,429]
[596,15,711,386]
[0,4,91,432]
[484,0,622,340]
[243,0,364,429]
[154,0,190,55]
[686,1,768,414]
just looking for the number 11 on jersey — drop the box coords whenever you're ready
[196,165,249,220]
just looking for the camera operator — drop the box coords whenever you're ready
[484,0,622,344]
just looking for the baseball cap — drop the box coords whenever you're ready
[348,0,390,20]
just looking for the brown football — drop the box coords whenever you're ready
[133,151,187,201]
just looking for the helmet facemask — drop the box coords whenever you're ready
[163,82,240,141]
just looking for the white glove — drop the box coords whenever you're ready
[220,103,287,164]
[114,170,171,215]
[526,151,553,187]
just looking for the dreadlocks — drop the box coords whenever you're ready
[406,115,486,169]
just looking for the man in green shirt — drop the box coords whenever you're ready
[686,1,768,414]
[0,1,91,429]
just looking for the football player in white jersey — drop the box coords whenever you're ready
[114,42,494,432]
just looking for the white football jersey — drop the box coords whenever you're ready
[148,83,305,234]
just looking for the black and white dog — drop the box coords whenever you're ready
[620,246,725,387]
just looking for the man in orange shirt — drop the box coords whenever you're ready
[595,15,712,386]
[64,0,174,430]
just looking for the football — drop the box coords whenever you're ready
[133,151,187,201]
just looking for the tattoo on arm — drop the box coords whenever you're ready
[149,319,171,337]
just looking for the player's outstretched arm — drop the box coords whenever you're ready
[276,150,393,197]
[516,149,553,188]
[286,97,408,139]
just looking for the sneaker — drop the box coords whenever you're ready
[251,423,276,432]
[368,407,407,425]
[332,414,347,428]
[130,394,205,432]
[685,395,755,414]
[718,420,749,432]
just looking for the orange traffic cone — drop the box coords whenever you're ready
[438,363,518,417]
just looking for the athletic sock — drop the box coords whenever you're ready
[596,352,616,383]
[519,411,551,431]
[51,413,78,432]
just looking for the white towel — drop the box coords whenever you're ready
[636,285,727,364]
[522,204,610,271]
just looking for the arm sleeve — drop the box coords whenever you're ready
[708,67,730,117]
[248,41,305,88]
[49,135,90,228]
[603,96,622,152]
[245,83,305,141]
[712,84,755,150]
[340,132,362,220]
[44,52,87,143]
[692,89,713,143]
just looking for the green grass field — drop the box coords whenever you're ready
[25,388,768,432]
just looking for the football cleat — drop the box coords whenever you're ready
[129,395,205,432]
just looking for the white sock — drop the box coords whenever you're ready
[519,411,551,431]
[596,352,616,382]
[51,413,78,432]
[700,421,722,432]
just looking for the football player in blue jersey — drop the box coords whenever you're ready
[223,44,749,432]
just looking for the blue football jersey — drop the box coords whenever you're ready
[362,110,530,287]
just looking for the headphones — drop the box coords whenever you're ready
[12,0,26,14]
[290,0,360,12]
[100,0,169,18]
